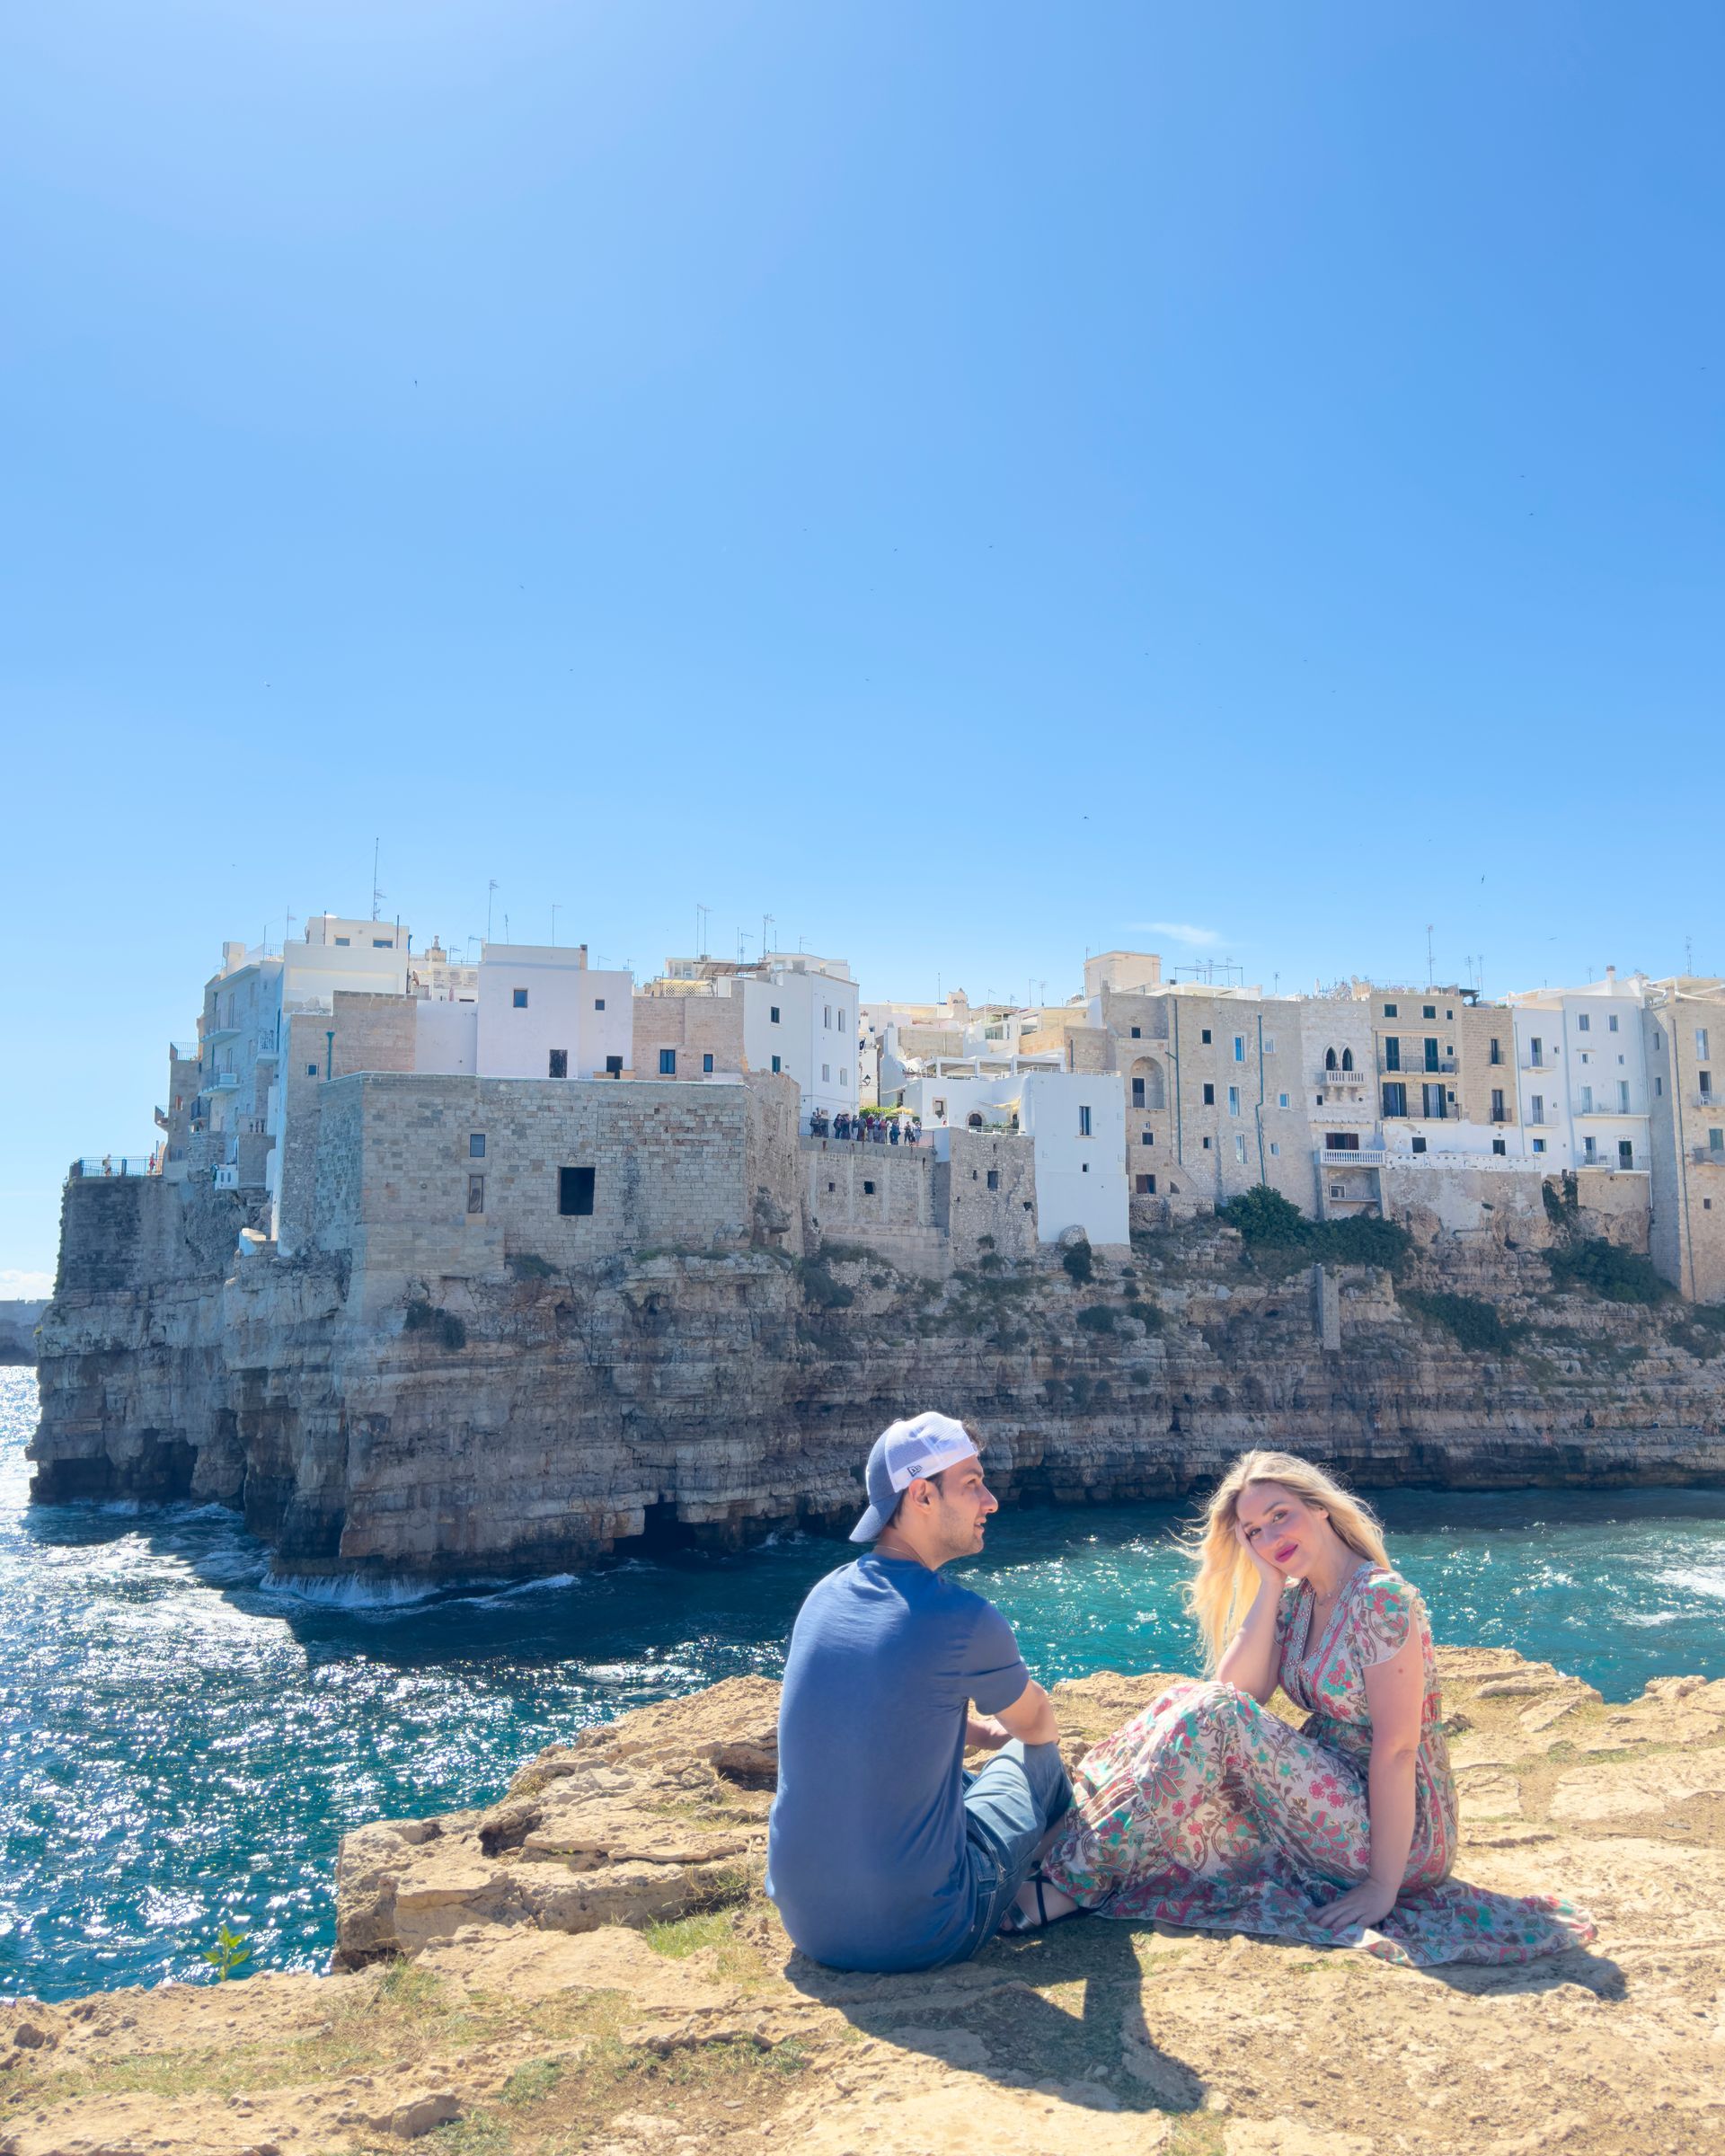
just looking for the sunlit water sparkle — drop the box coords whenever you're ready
[3,1366,1722,2000]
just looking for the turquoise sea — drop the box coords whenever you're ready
[3,1365,1723,2001]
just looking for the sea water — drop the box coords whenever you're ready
[3,1366,1721,2001]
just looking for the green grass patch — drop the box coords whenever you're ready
[1547,1237,1669,1304]
[1400,1290,1520,1354]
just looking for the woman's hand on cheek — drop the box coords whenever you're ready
[1237,1522,1286,1585]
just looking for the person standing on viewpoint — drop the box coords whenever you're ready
[766,1414,1071,1971]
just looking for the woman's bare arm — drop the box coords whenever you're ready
[1215,1531,1287,1703]
[1314,1628,1424,1932]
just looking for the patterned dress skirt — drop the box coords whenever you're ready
[1039,1674,1596,1968]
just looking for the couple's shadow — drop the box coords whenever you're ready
[784,1917,1629,2116]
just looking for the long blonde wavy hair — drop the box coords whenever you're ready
[1183,1450,1391,1669]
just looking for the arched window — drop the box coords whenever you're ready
[967,1112,984,1130]
[1324,1047,1338,1071]
[1340,1047,1354,1072]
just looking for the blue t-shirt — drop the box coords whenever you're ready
[765,1553,1030,1972]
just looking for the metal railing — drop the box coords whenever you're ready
[1691,1146,1725,1167]
[69,1157,160,1180]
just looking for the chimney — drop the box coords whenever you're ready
[577,942,588,970]
[1606,966,1616,985]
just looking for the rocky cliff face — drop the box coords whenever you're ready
[30,1175,1725,1581]
[4,1652,1722,2155]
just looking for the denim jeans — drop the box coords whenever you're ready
[939,1738,1074,1965]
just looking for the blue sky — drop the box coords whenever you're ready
[3,3,1721,1285]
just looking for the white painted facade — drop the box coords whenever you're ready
[474,945,633,1081]
[739,954,859,1121]
[1508,979,1650,1176]
[901,1068,1128,1247]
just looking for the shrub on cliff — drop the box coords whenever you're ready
[403,1299,467,1351]
[1075,1303,1116,1332]
[1401,1289,1518,1355]
[1221,1185,1309,1245]
[1060,1238,1094,1284]
[1223,1186,1411,1275]
[1547,1237,1668,1305]
[1312,1215,1411,1273]
[795,1258,854,1311]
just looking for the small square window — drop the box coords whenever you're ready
[1278,1091,1289,1109]
[1201,1028,1212,1045]
[986,1169,999,1190]
[1578,1013,1590,1032]
[595,997,606,1011]
[1609,1013,1620,1032]
[1136,1172,1155,1194]
[1384,1003,1398,1018]
[771,1055,782,1074]
[1130,1026,1141,1038]
[467,1174,484,1215]
[1141,1131,1154,1145]
[469,1133,486,1158]
[1203,1083,1215,1105]
[1492,1138,1507,1155]
[770,1005,781,1024]
[1269,1142,1280,1157]
[512,987,528,1009]
[374,937,393,949]
[334,936,350,946]
[703,1053,714,1073]
[1422,1004,1436,1019]
[558,1165,596,1215]
[1202,1135,1212,1149]
[605,1055,623,1075]
[863,1179,875,1195]
[548,1048,568,1079]
[306,1063,320,1077]
[659,1048,677,1075]
[1533,1138,1547,1154]
[1411,1135,1427,1154]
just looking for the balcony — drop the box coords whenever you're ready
[212,1074,240,1091]
[1573,1101,1639,1118]
[1313,1145,1386,1168]
[1691,1146,1725,1168]
[204,1025,243,1047]
[1520,1056,1555,1074]
[68,1157,159,1180]
[1692,1091,1721,1114]
[1381,1056,1454,1076]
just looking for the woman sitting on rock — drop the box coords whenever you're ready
[1013,1448,1597,1966]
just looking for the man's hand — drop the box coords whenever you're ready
[966,1714,1011,1752]
[1313,1878,1399,1935]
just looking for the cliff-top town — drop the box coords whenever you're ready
[98,915,1725,1305]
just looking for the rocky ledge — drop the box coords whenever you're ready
[4,1650,1724,2156]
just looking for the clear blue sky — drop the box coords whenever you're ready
[3,4,1721,1286]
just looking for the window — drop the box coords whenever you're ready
[558,1165,596,1216]
[1618,1081,1630,1111]
[1531,1093,1544,1123]
[1136,1173,1156,1194]
[1233,1135,1247,1162]
[1704,1072,1716,1100]
[1079,1105,1092,1136]
[373,937,393,949]
[1490,1037,1502,1065]
[1533,1137,1547,1154]
[605,1055,623,1075]
[986,1168,1000,1190]
[862,1179,875,1196]
[1445,1009,1453,1021]
[1264,1035,1277,1054]
[1233,1036,1245,1062]
[659,1048,677,1075]
[822,1064,831,1082]
[1382,1082,1407,1118]
[306,1063,320,1077]
[837,1010,846,1032]
[1491,1088,1506,1122]
[1423,1003,1436,1020]
[1341,1047,1354,1071]
[1384,1003,1398,1018]
[1131,1076,1145,1107]
[595,997,606,1011]
[1620,1139,1635,1168]
[703,1053,714,1074]
[1711,1128,1725,1153]
[1278,1091,1289,1109]
[1423,1038,1440,1071]
[770,1005,781,1024]
[334,936,350,946]
[1491,1138,1507,1156]
[1141,1130,1154,1145]
[1411,1135,1427,1154]
[467,1174,484,1215]
[1326,1131,1360,1151]
[1201,1028,1212,1045]
[1583,1135,1597,1161]
[1325,1047,1338,1071]
[1130,1025,1141,1038]
[1227,1086,1240,1116]
[1579,1084,1594,1113]
[1202,1135,1212,1149]
[469,1133,486,1159]
[1609,1013,1619,1032]
[1202,1082,1215,1106]
[841,1067,850,1086]
[512,987,528,1009]
[1530,1037,1544,1066]
[1384,1038,1402,1072]
[1269,1142,1280,1157]
[1421,1082,1446,1118]
[933,1098,947,1119]
[771,1055,782,1074]
[549,1048,569,1079]
[824,1005,831,1028]
[1699,1029,1712,1060]
[1657,1075,1664,1096]
[1578,1013,1591,1032]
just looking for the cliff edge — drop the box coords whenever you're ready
[4,1648,1722,2156]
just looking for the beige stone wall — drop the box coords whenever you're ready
[938,1130,1038,1264]
[805,1137,943,1272]
[631,992,746,1082]
[1647,984,1725,1302]
[1359,983,1472,1127]
[1457,1003,1517,1128]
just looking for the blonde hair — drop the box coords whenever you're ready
[1183,1450,1391,1669]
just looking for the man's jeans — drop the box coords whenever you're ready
[941,1738,1074,1964]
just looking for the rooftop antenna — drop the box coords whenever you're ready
[1426,923,1435,987]
[371,839,385,922]
[762,912,775,961]
[503,912,509,942]
[1686,932,1694,976]
[695,903,710,959]
[486,879,499,944]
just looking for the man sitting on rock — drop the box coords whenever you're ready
[766,1412,1070,1970]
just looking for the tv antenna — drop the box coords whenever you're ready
[370,839,386,923]
[695,903,710,959]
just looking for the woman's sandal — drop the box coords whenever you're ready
[998,1867,1060,1936]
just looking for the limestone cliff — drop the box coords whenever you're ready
[29,1171,1725,1580]
[4,1651,1722,2155]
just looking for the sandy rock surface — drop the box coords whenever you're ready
[4,1653,1723,2156]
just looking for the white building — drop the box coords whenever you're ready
[899,1067,1128,1247]
[1508,976,1650,1175]
[658,952,862,1121]
[468,944,633,1082]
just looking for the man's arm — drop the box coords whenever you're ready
[990,1678,1058,1748]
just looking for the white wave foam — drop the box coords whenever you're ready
[1621,1611,1682,1627]
[257,1570,441,1610]
[471,1572,580,1608]
[1658,1565,1725,1601]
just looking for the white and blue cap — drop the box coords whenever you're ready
[849,1411,979,1542]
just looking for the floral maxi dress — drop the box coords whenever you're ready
[1039,1566,1597,1966]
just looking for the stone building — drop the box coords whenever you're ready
[1645,977,1725,1302]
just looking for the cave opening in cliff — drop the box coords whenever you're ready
[632,1499,698,1555]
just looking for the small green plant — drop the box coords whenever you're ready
[796,1258,854,1311]
[404,1299,467,1350]
[1059,1238,1094,1284]
[1220,1184,1309,1245]
[1312,1215,1412,1272]
[506,1252,556,1281]
[1548,1237,1669,1305]
[200,1919,251,1984]
[500,2056,566,2106]
[1401,1289,1518,1354]
[1075,1303,1116,1332]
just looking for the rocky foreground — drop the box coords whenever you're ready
[4,1650,1724,2156]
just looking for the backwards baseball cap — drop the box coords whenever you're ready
[848,1411,979,1542]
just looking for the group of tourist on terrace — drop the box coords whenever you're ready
[806,1109,924,1146]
